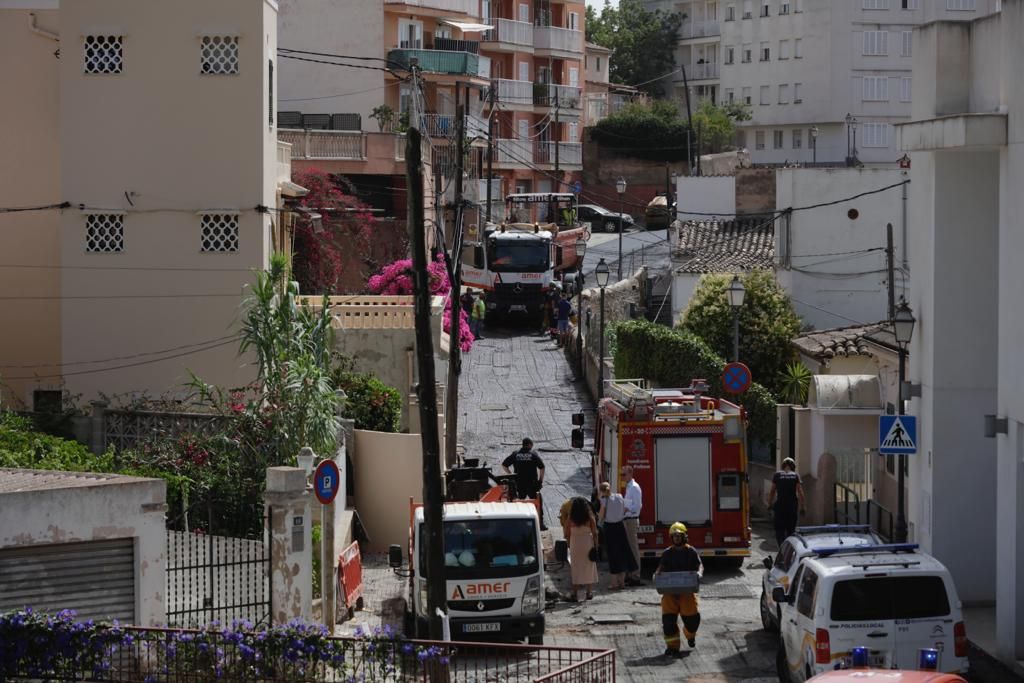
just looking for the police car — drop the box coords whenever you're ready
[773,544,968,682]
[761,525,883,632]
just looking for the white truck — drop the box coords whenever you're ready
[390,463,546,644]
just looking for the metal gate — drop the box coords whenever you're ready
[165,507,272,628]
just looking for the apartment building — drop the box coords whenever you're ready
[0,0,280,407]
[645,0,999,165]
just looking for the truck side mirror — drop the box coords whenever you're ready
[571,428,584,449]
[571,412,585,426]
[772,586,790,604]
[474,245,484,268]
[763,556,773,570]
[388,544,404,569]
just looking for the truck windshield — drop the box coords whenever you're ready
[420,518,539,579]
[488,241,549,273]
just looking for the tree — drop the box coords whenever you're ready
[586,0,683,98]
[589,101,691,161]
[679,271,801,397]
[690,100,752,154]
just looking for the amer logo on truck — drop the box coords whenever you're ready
[451,582,512,600]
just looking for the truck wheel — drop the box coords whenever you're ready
[760,589,778,632]
[528,634,544,646]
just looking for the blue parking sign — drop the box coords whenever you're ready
[879,415,917,455]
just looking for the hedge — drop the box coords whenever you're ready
[612,319,777,449]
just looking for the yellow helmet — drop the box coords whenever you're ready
[669,522,688,536]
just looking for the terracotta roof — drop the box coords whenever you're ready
[792,322,899,361]
[585,41,611,53]
[0,468,153,494]
[672,219,775,273]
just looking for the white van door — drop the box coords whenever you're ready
[888,574,958,671]
[827,575,897,669]
[654,437,711,527]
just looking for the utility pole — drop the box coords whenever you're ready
[444,100,466,467]
[406,62,445,641]
[886,222,895,321]
[680,64,694,174]
[485,85,495,224]
[696,121,703,176]
[554,89,560,178]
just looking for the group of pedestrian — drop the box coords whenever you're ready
[459,288,487,340]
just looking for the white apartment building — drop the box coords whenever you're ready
[646,0,1000,165]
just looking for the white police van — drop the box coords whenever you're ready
[773,544,968,682]
[761,525,883,632]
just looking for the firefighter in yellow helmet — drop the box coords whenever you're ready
[655,522,704,658]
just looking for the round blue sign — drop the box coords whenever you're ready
[722,362,752,394]
[573,180,582,194]
[313,460,341,505]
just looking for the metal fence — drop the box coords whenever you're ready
[834,482,894,542]
[103,408,222,453]
[1,627,615,682]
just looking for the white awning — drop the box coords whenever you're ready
[442,19,494,32]
[279,180,308,198]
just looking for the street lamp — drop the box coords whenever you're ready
[671,170,678,222]
[595,258,610,398]
[810,125,819,165]
[616,176,627,282]
[574,236,587,379]
[893,298,916,543]
[845,113,859,165]
[726,275,746,362]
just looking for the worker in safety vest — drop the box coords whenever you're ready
[655,522,703,658]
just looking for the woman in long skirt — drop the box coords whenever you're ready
[599,481,639,590]
[564,497,599,602]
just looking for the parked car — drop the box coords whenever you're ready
[760,525,883,632]
[644,193,676,230]
[577,203,634,233]
[774,543,968,682]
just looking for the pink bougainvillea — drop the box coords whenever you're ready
[367,254,474,352]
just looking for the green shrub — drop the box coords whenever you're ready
[0,413,115,471]
[612,319,777,450]
[332,369,402,433]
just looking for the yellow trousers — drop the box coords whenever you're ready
[661,593,701,650]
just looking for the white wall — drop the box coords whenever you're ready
[676,175,736,217]
[776,167,908,329]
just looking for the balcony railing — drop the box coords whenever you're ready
[495,138,533,166]
[278,129,365,160]
[482,18,534,47]
[533,83,582,109]
[432,37,479,54]
[681,20,721,39]
[419,113,488,139]
[690,62,719,79]
[494,78,533,105]
[534,25,583,53]
[385,0,477,13]
[535,141,582,166]
[387,48,483,77]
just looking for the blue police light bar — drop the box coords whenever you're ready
[796,524,871,534]
[918,648,939,671]
[813,543,919,558]
[851,647,870,668]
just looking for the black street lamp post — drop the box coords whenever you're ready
[811,125,819,165]
[574,236,587,378]
[893,298,916,543]
[595,258,610,398]
[726,275,746,362]
[845,113,859,166]
[616,177,626,282]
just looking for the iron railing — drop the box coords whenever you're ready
[432,37,480,54]
[833,482,895,542]
[387,48,482,76]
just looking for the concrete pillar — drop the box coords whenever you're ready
[996,421,1024,661]
[265,466,312,625]
[89,399,108,455]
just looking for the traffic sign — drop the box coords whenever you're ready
[722,362,752,394]
[313,460,341,505]
[573,180,582,194]
[879,415,917,455]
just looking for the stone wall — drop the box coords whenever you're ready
[735,168,776,216]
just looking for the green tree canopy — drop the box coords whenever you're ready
[586,0,683,98]
[589,101,690,161]
[680,271,801,397]
[689,100,752,154]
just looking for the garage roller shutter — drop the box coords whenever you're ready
[0,538,135,624]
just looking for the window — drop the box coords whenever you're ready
[778,83,789,103]
[726,46,735,64]
[864,30,888,55]
[794,81,802,102]
[792,128,802,148]
[596,56,602,71]
[399,20,423,48]
[85,214,125,253]
[518,119,529,140]
[901,30,912,56]
[569,67,579,88]
[83,35,123,74]
[755,130,766,149]
[902,0,919,7]
[736,130,747,148]
[773,130,784,148]
[780,2,790,14]
[761,2,770,16]
[775,541,797,572]
[726,88,735,102]
[201,36,239,75]
[569,121,578,140]
[568,11,579,30]
[268,60,273,124]
[794,37,803,57]
[742,44,752,62]
[796,568,819,618]
[760,42,771,61]
[760,85,770,104]
[743,0,753,18]
[518,2,529,22]
[779,39,790,59]
[794,0,803,11]
[947,0,976,8]
[862,122,890,147]
[742,86,752,104]
[863,75,889,101]
[831,577,950,621]
[33,390,64,415]
[518,61,529,82]
[726,4,736,20]
[863,0,890,8]
[900,76,912,101]
[201,214,240,252]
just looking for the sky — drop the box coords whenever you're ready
[586,0,619,9]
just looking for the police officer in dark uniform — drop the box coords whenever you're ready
[502,438,547,530]
[768,457,806,545]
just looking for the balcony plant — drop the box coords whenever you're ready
[370,104,395,133]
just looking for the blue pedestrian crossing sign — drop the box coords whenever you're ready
[573,180,582,194]
[879,415,917,455]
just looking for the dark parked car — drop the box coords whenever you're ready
[577,203,635,233]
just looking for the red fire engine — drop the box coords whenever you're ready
[594,378,751,562]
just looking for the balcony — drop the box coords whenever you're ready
[535,141,582,167]
[680,20,721,39]
[494,78,533,107]
[482,18,534,49]
[494,138,533,167]
[279,129,365,160]
[419,113,487,139]
[432,37,479,54]
[690,62,719,80]
[387,48,486,78]
[534,25,583,54]
[385,0,477,13]
[276,140,292,182]
[533,83,582,110]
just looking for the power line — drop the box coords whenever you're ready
[788,296,867,326]
[279,82,398,103]
[0,335,240,370]
[0,263,254,273]
[0,202,69,214]
[276,53,407,80]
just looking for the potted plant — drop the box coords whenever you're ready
[369,104,395,132]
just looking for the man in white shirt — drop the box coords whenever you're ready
[622,465,645,586]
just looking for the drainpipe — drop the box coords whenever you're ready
[29,13,59,42]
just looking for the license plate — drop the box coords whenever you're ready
[510,305,526,312]
[463,622,501,633]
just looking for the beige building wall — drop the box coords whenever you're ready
[56,0,278,401]
[0,8,62,408]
